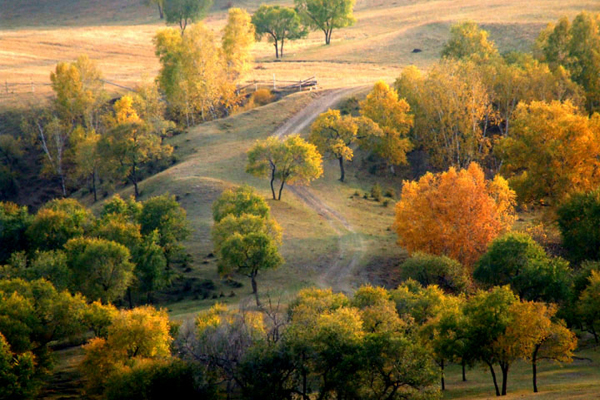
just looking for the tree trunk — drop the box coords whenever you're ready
[275,41,279,59]
[325,29,332,45]
[127,287,133,309]
[338,157,345,182]
[277,177,286,201]
[441,358,445,391]
[281,38,285,58]
[157,3,164,19]
[91,170,97,203]
[501,364,509,396]
[270,166,277,200]
[487,362,500,397]
[462,360,467,382]
[132,161,139,199]
[59,173,67,197]
[251,271,260,307]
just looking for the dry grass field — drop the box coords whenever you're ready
[2,0,599,107]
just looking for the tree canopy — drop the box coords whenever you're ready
[295,0,356,45]
[252,5,306,58]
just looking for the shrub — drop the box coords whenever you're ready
[400,252,471,294]
[251,89,275,106]
[371,183,382,202]
[384,188,395,198]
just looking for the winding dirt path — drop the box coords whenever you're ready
[273,87,367,293]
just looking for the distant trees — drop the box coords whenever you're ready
[496,100,600,208]
[557,189,600,262]
[163,0,212,33]
[395,163,516,268]
[252,5,306,59]
[246,135,323,200]
[295,0,356,45]
[211,186,283,306]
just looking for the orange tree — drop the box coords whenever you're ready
[394,162,516,269]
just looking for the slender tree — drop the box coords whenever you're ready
[252,5,306,59]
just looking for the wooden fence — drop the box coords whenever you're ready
[237,76,318,95]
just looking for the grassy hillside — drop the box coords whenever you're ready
[2,0,599,107]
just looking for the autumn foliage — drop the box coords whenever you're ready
[395,163,516,268]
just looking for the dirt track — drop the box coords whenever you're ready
[273,87,367,293]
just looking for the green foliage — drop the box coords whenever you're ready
[222,8,255,80]
[133,230,170,298]
[252,5,307,58]
[26,198,93,252]
[474,232,572,303]
[400,252,471,294]
[370,183,382,202]
[212,185,270,223]
[557,189,600,262]
[101,194,142,223]
[163,0,212,32]
[577,270,600,342]
[295,0,356,45]
[0,202,32,264]
[2,250,70,291]
[0,333,37,400]
[441,21,498,61]
[65,237,134,303]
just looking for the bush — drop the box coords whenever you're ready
[557,189,600,262]
[251,89,275,106]
[400,252,471,294]
[339,96,360,116]
[384,188,395,198]
[371,184,382,202]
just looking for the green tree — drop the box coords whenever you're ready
[557,189,600,262]
[474,232,573,304]
[2,250,70,292]
[577,270,600,342]
[0,134,24,199]
[147,0,165,19]
[133,230,170,303]
[26,198,94,252]
[164,0,212,33]
[212,185,271,223]
[400,252,471,294]
[295,0,356,45]
[441,21,498,61]
[65,237,135,303]
[139,193,190,266]
[246,135,323,200]
[0,333,37,400]
[222,8,255,80]
[0,202,32,264]
[252,5,307,59]
[212,214,283,306]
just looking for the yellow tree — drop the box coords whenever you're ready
[441,21,498,61]
[309,109,359,182]
[359,80,413,170]
[395,163,516,269]
[246,135,323,200]
[222,8,255,80]
[497,100,600,208]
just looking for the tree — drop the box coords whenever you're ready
[395,60,494,169]
[441,21,498,61]
[72,126,103,202]
[0,134,24,199]
[395,163,516,268]
[295,0,356,45]
[139,193,190,266]
[26,198,94,252]
[154,25,237,124]
[164,0,212,33]
[81,306,173,394]
[359,80,413,170]
[65,237,135,303]
[0,202,32,264]
[577,270,600,342]
[474,232,573,304]
[147,0,165,19]
[246,135,323,200]
[100,95,173,198]
[400,252,471,294]
[133,231,170,303]
[557,189,600,262]
[252,5,307,59]
[309,109,359,182]
[212,185,271,223]
[0,333,37,400]
[222,8,255,80]
[536,12,600,112]
[212,214,283,306]
[497,100,600,208]
[2,250,70,292]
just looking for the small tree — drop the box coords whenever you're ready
[395,163,516,269]
[212,214,283,306]
[295,0,356,45]
[441,21,498,61]
[400,252,471,294]
[557,189,600,262]
[252,5,306,59]
[578,270,600,342]
[0,202,32,264]
[246,135,323,200]
[164,0,212,33]
[212,185,271,223]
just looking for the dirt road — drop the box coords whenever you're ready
[273,87,367,293]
